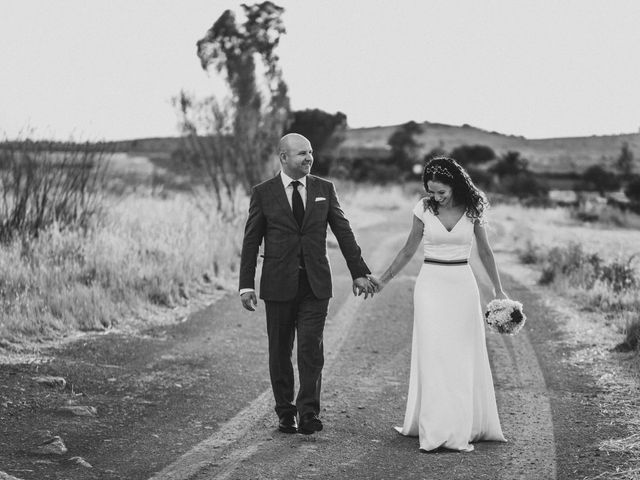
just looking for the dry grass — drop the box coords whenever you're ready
[0,168,419,353]
[599,434,640,455]
[489,203,640,349]
[0,189,245,350]
[489,203,640,263]
[489,202,640,480]
[574,204,640,230]
[586,467,640,480]
[0,176,416,352]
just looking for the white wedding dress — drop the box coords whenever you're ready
[394,200,506,452]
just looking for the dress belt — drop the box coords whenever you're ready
[424,258,468,265]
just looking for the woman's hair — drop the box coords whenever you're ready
[422,156,489,221]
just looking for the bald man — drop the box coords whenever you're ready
[239,133,374,435]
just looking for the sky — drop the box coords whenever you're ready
[1,0,640,141]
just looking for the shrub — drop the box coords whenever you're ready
[490,151,548,199]
[450,144,495,167]
[615,142,634,177]
[500,172,549,199]
[614,317,640,352]
[466,166,494,191]
[600,257,638,293]
[572,210,600,222]
[388,121,423,176]
[624,175,640,203]
[624,318,640,351]
[286,109,347,176]
[490,151,529,177]
[539,242,600,288]
[0,139,109,242]
[518,241,543,265]
[580,165,621,194]
[538,267,556,285]
[536,242,638,294]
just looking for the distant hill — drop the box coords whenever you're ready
[334,121,640,174]
[105,121,640,175]
[107,137,182,158]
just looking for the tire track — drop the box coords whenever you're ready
[148,231,408,480]
[488,328,557,479]
[149,216,558,480]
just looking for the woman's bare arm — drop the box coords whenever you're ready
[474,221,507,298]
[373,215,424,290]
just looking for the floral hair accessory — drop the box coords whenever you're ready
[425,165,453,179]
[484,299,526,334]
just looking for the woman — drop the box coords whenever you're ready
[373,156,507,452]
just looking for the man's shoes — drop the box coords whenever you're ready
[298,413,323,435]
[278,414,297,434]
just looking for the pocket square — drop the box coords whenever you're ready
[315,197,326,202]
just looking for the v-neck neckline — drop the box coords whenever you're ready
[433,210,465,233]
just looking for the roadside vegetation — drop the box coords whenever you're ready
[518,240,639,352]
[487,200,640,354]
[488,200,639,478]
[0,141,245,350]
[0,140,415,351]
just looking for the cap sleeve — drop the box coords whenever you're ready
[412,199,426,220]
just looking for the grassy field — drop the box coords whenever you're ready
[484,201,640,476]
[0,188,245,349]
[0,149,418,350]
[489,203,640,263]
[0,150,247,350]
[1,149,638,354]
[487,201,640,350]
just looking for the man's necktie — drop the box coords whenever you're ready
[291,180,304,228]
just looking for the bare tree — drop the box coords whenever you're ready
[175,2,290,211]
[0,138,109,242]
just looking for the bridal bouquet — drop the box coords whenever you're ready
[484,299,526,334]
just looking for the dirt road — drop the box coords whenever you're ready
[0,210,630,479]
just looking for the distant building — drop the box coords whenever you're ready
[548,190,578,206]
[606,191,632,210]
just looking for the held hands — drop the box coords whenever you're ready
[368,275,383,293]
[240,291,258,311]
[352,275,385,298]
[352,277,376,299]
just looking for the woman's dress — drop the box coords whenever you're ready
[394,200,506,452]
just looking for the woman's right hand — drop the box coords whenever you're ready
[368,275,384,293]
[494,289,509,300]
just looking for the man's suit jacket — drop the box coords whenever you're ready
[239,174,370,301]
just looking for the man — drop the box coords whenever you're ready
[239,133,374,435]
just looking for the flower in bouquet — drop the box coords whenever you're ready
[484,299,526,334]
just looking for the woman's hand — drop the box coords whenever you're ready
[495,289,509,300]
[368,275,384,293]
